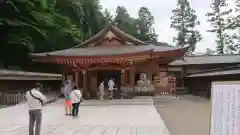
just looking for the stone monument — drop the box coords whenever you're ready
[135,73,154,93]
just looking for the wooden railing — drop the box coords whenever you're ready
[0,92,26,105]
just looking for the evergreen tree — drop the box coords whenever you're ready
[227,0,240,54]
[103,9,113,23]
[136,7,157,42]
[170,0,202,53]
[206,0,232,55]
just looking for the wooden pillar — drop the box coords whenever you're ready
[82,70,88,99]
[74,71,79,88]
[125,70,128,85]
[129,68,135,87]
[129,67,135,98]
[121,69,125,86]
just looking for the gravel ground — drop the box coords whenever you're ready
[154,95,211,135]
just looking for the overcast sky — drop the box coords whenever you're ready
[100,0,235,53]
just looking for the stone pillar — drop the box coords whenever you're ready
[74,71,79,88]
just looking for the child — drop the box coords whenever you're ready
[64,81,72,116]
[64,95,72,116]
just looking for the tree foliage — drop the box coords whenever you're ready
[136,7,157,42]
[205,0,232,55]
[113,6,157,42]
[225,0,240,54]
[0,0,158,71]
[170,0,202,53]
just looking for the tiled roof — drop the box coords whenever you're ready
[30,44,183,57]
[170,55,240,65]
[75,24,148,48]
[186,68,240,77]
[30,24,187,57]
[185,65,240,77]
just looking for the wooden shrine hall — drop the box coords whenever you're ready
[30,24,189,99]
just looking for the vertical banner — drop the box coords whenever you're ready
[210,81,240,135]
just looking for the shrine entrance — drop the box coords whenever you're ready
[97,70,121,99]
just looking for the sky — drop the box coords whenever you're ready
[100,0,235,53]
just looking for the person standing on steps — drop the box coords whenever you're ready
[70,85,82,119]
[25,83,47,135]
[99,81,105,100]
[108,78,115,100]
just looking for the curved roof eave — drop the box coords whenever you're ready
[152,46,189,56]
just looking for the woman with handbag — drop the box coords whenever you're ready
[70,85,82,119]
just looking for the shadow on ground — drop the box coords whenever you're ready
[153,95,210,135]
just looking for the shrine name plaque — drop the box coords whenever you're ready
[210,81,240,135]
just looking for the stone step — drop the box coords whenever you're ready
[152,96,180,104]
[80,103,153,106]
[80,98,153,106]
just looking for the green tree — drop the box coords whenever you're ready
[206,0,232,55]
[103,9,113,23]
[204,48,216,55]
[136,7,157,42]
[170,0,202,53]
[226,0,240,54]
[0,0,83,69]
[113,6,139,38]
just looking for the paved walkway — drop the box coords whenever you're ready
[154,95,210,135]
[0,99,170,135]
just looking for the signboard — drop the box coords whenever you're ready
[210,81,240,135]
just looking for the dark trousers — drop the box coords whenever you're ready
[29,109,42,135]
[72,102,80,117]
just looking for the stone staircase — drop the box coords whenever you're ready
[80,97,153,106]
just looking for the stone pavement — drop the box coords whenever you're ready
[154,95,210,135]
[0,98,170,135]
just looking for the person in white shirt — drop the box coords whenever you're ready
[108,78,115,100]
[25,83,47,135]
[99,81,104,100]
[70,85,82,118]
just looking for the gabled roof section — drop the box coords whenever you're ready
[75,24,148,48]
[170,54,240,66]
[185,65,240,78]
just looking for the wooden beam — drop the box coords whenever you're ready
[82,70,88,99]
[121,69,125,86]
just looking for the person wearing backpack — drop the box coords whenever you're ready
[70,85,82,119]
[25,83,47,135]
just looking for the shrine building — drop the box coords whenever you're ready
[30,24,188,99]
